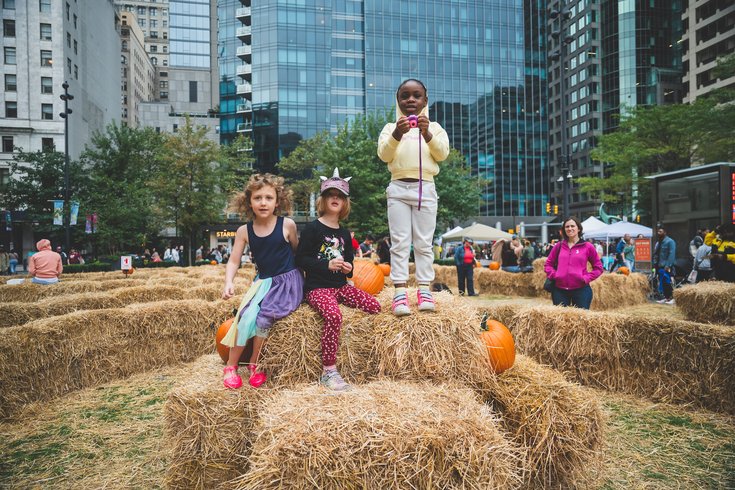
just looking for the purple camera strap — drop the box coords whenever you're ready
[418,132,423,210]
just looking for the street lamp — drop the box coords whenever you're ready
[59,81,74,252]
[549,4,574,217]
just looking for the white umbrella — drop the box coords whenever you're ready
[581,216,606,232]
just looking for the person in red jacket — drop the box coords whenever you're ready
[544,217,603,309]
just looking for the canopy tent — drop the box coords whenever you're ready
[442,223,514,242]
[584,221,653,240]
[581,216,606,233]
[441,226,464,239]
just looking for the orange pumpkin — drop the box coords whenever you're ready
[215,317,252,363]
[122,267,135,276]
[474,260,481,268]
[211,260,218,265]
[377,263,391,276]
[617,266,630,276]
[352,259,384,295]
[488,261,500,270]
[479,315,515,374]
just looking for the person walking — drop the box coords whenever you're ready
[544,217,603,309]
[653,226,677,304]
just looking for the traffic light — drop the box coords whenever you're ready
[553,204,559,215]
[546,202,551,213]
[636,215,640,223]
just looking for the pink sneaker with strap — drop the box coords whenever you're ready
[391,292,410,316]
[223,365,242,389]
[247,364,267,388]
[417,289,436,312]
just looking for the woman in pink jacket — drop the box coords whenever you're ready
[29,239,63,284]
[544,217,603,309]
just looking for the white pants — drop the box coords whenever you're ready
[387,180,437,284]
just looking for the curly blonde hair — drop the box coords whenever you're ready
[228,173,293,220]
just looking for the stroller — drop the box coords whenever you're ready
[648,258,692,300]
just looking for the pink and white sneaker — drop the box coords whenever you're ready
[223,365,242,389]
[392,292,410,316]
[417,289,436,312]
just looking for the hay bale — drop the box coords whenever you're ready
[232,381,524,490]
[484,356,604,488]
[164,355,268,489]
[0,292,125,328]
[483,304,735,414]
[0,280,104,303]
[475,268,539,297]
[0,299,235,419]
[675,282,735,325]
[113,284,188,303]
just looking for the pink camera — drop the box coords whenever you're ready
[408,115,418,128]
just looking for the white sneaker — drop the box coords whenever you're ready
[665,299,675,305]
[656,298,667,304]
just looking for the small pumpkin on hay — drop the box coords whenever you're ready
[617,266,630,276]
[352,259,384,295]
[479,313,515,374]
[489,261,501,270]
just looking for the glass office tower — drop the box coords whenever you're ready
[219,0,243,144]
[237,0,549,215]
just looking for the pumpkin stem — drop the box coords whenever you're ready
[480,312,488,331]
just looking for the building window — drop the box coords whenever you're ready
[41,103,54,120]
[67,32,71,47]
[67,57,71,73]
[3,0,16,9]
[150,31,158,38]
[150,19,157,28]
[159,71,167,77]
[2,136,13,153]
[122,40,128,51]
[160,80,168,88]
[40,23,52,40]
[41,76,53,93]
[150,45,157,53]
[4,47,16,65]
[66,2,70,19]
[189,81,198,103]
[74,64,78,80]
[73,40,77,54]
[149,7,157,16]
[5,74,16,91]
[172,123,177,132]
[3,19,15,37]
[139,18,146,28]
[151,56,157,65]
[41,49,52,66]
[137,6,145,15]
[160,91,168,99]
[42,138,55,151]
[73,14,77,29]
[5,101,18,118]
[0,168,8,189]
[39,0,50,13]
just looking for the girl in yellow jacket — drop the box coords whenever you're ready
[377,78,450,316]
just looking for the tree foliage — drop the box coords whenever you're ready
[150,116,237,264]
[0,149,88,245]
[81,122,165,254]
[580,97,735,218]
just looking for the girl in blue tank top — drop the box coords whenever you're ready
[221,174,304,389]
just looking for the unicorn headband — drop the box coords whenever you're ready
[319,168,352,196]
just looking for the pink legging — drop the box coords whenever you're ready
[306,284,381,366]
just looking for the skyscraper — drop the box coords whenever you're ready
[234,0,549,217]
[547,0,684,218]
[682,0,735,103]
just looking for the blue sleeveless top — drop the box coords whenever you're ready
[247,216,296,278]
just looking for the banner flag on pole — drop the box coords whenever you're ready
[85,215,92,234]
[52,200,64,225]
[92,212,98,233]
[70,201,79,226]
[4,210,10,232]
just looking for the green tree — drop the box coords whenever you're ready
[82,122,166,255]
[276,131,331,214]
[151,116,236,265]
[580,98,735,219]
[0,149,88,247]
[219,134,255,195]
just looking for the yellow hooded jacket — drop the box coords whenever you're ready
[377,98,450,181]
[704,231,735,266]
